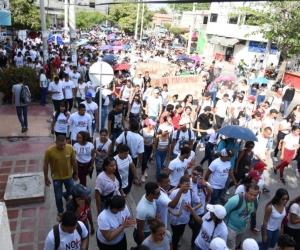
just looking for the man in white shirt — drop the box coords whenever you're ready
[262,109,278,151]
[145,88,163,121]
[69,66,81,108]
[247,112,262,135]
[62,74,75,112]
[215,94,231,125]
[81,92,98,137]
[231,96,246,119]
[133,71,144,88]
[268,90,283,112]
[48,76,64,111]
[14,51,24,67]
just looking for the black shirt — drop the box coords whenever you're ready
[108,109,123,133]
[0,55,7,68]
[197,113,213,135]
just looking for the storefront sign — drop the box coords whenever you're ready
[248,41,278,54]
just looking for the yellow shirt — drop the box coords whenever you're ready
[44,144,75,180]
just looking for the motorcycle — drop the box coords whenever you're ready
[271,77,283,92]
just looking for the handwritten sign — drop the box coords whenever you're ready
[135,62,176,77]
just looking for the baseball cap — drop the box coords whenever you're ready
[247,170,261,181]
[153,89,160,94]
[204,106,212,112]
[269,109,279,114]
[206,204,227,219]
[179,118,189,126]
[138,71,142,75]
[145,119,157,126]
[85,92,92,99]
[60,64,65,67]
[210,237,228,250]
[248,95,255,101]
[242,238,259,250]
[220,148,234,157]
[71,184,91,197]
[253,162,267,171]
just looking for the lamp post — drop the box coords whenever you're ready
[140,3,145,40]
[134,0,140,40]
[40,0,49,62]
[187,2,197,55]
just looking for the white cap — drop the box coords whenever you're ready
[242,238,259,250]
[206,204,227,219]
[210,237,228,250]
[178,118,189,126]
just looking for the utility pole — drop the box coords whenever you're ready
[187,2,197,55]
[140,3,145,40]
[40,0,48,62]
[134,0,140,40]
[69,0,76,63]
[64,0,68,36]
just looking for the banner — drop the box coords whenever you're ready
[152,75,202,100]
[135,62,176,77]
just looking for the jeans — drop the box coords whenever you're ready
[210,91,217,107]
[258,226,279,250]
[171,224,186,250]
[210,188,223,205]
[149,115,157,121]
[142,145,152,174]
[76,97,84,107]
[200,142,214,166]
[16,105,28,128]
[129,112,141,123]
[219,175,232,204]
[267,137,273,151]
[111,131,123,152]
[95,158,103,176]
[155,149,168,180]
[40,87,47,105]
[257,95,265,108]
[53,178,74,213]
[283,100,292,116]
[284,226,300,250]
[101,105,108,129]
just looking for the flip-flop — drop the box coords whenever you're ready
[251,228,260,233]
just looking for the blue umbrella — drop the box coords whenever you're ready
[47,35,63,45]
[122,44,131,50]
[218,125,258,141]
[102,55,117,66]
[250,77,269,84]
[76,39,89,46]
[100,45,112,50]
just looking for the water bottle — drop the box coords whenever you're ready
[197,175,203,194]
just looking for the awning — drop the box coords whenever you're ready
[208,36,225,45]
[219,38,240,48]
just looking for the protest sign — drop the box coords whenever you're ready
[135,62,176,77]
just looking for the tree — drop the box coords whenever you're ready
[108,3,153,33]
[168,3,211,13]
[163,23,171,30]
[232,1,300,60]
[10,0,42,30]
[156,6,168,14]
[169,27,186,38]
[76,11,107,29]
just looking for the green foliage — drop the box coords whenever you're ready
[108,3,154,33]
[76,11,107,29]
[0,67,40,102]
[163,23,171,30]
[169,27,186,37]
[156,6,168,14]
[10,0,42,30]
[233,1,300,59]
[169,3,211,13]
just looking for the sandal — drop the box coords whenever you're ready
[251,228,260,233]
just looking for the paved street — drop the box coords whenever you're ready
[0,59,299,249]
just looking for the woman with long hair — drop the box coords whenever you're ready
[273,126,300,183]
[181,106,194,129]
[259,188,289,250]
[143,81,153,107]
[284,195,300,249]
[188,204,228,250]
[51,102,70,137]
[76,78,88,107]
[73,131,95,187]
[95,157,124,215]
[181,94,193,109]
[142,218,172,250]
[127,93,143,123]
[94,128,112,176]
[289,105,300,126]
[96,195,135,250]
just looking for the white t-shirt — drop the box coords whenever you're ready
[62,80,75,99]
[143,87,153,101]
[69,72,81,85]
[95,171,121,196]
[169,188,199,225]
[253,134,268,159]
[130,101,141,114]
[268,96,282,111]
[116,131,144,158]
[68,112,92,141]
[190,179,210,215]
[156,188,171,227]
[232,101,246,117]
[76,82,87,99]
[194,212,228,250]
[168,157,188,186]
[73,142,94,163]
[114,155,132,188]
[14,55,24,67]
[198,99,213,114]
[97,206,130,245]
[279,120,291,134]
[133,77,144,88]
[140,128,155,146]
[44,221,88,250]
[288,203,300,229]
[86,82,97,97]
[184,150,195,175]
[172,129,195,155]
[53,111,70,133]
[95,138,112,162]
[121,86,132,101]
[161,91,168,106]
[48,81,64,100]
[263,117,276,136]
[147,96,162,117]
[135,195,157,233]
[247,119,262,135]
[208,158,231,189]
[81,101,98,121]
[284,133,299,150]
[235,184,246,194]
[215,99,231,118]
[40,74,48,88]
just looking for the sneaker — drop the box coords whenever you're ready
[296,169,300,178]
[56,213,63,222]
[273,166,277,174]
[273,156,278,162]
[144,172,148,177]
[178,237,182,246]
[263,187,270,193]
[226,190,230,195]
[141,175,145,183]
[279,178,286,184]
[21,127,26,133]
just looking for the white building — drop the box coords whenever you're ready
[205,2,280,67]
[180,10,209,31]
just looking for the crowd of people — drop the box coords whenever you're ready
[7,30,300,250]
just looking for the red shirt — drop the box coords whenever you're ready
[172,113,182,130]
[52,59,62,69]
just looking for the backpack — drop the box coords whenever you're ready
[95,88,107,107]
[226,193,258,224]
[176,129,192,150]
[20,85,31,104]
[53,223,82,250]
[110,131,129,157]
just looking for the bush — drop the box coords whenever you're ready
[169,27,186,38]
[0,66,40,103]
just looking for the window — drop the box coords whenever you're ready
[245,15,258,25]
[203,16,208,24]
[228,16,238,24]
[210,14,218,23]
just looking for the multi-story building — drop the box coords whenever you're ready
[205,2,280,66]
[180,10,209,31]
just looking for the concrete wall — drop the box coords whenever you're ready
[0,202,13,250]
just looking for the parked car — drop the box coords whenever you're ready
[169,42,185,51]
